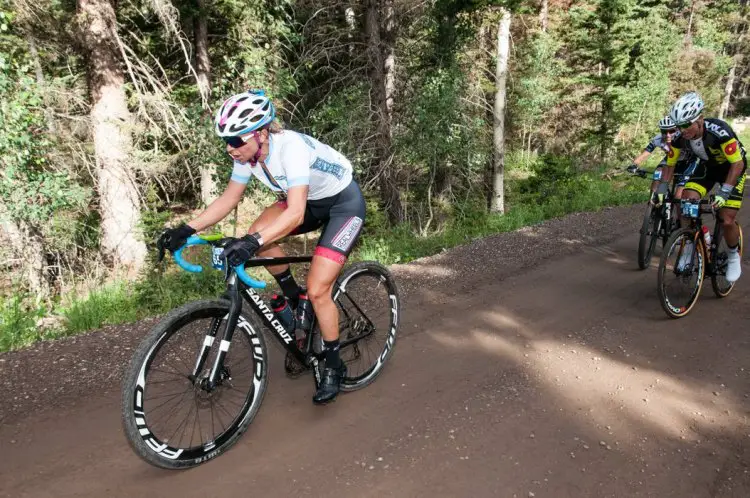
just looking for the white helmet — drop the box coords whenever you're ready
[214,90,275,138]
[669,92,704,126]
[658,116,675,131]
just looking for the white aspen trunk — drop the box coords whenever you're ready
[78,0,146,271]
[345,7,356,56]
[491,8,511,213]
[539,0,548,32]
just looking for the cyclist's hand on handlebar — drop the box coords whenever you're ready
[156,223,196,261]
[712,183,733,209]
[221,234,262,267]
[626,164,638,174]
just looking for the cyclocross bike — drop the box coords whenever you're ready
[657,198,743,318]
[121,234,400,469]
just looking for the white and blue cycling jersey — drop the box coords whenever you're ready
[230,130,353,200]
[644,132,679,154]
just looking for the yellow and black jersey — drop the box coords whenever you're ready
[666,118,746,168]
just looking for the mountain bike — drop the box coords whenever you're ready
[657,199,743,319]
[630,167,690,270]
[121,234,400,469]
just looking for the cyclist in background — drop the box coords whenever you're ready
[627,116,693,207]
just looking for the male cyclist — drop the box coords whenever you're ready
[156,90,365,404]
[627,116,692,206]
[665,91,747,282]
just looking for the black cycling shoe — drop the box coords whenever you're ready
[313,363,347,405]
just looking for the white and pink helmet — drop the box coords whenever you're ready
[214,90,276,138]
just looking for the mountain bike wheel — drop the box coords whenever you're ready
[638,204,660,270]
[316,261,400,392]
[122,299,268,469]
[712,221,744,298]
[657,228,705,319]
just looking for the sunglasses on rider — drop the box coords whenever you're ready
[677,119,699,130]
[222,131,259,148]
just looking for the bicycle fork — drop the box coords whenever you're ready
[189,273,243,392]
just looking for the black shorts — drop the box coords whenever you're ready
[683,159,747,210]
[277,181,366,264]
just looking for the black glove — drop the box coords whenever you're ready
[626,164,638,174]
[156,223,196,261]
[221,234,262,268]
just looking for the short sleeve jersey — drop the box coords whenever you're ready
[230,130,353,200]
[644,133,671,154]
[666,118,746,168]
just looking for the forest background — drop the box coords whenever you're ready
[1,0,749,350]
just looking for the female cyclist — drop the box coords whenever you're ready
[157,90,365,404]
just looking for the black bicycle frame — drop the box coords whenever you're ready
[190,253,378,389]
[242,255,377,350]
[186,255,312,390]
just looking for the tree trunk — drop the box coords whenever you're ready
[192,0,217,206]
[382,0,395,124]
[719,3,747,119]
[720,63,738,119]
[539,0,548,32]
[200,163,218,206]
[491,9,511,213]
[366,0,402,224]
[684,0,698,46]
[0,203,50,300]
[76,0,146,272]
[194,0,211,103]
[345,7,356,56]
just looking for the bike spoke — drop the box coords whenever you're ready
[167,401,196,447]
[147,389,192,432]
[145,389,194,401]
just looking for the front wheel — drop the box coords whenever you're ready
[711,221,744,298]
[121,299,268,469]
[316,261,400,392]
[657,228,705,319]
[638,203,660,269]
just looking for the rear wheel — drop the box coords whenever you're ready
[638,204,660,269]
[657,228,705,319]
[712,221,744,298]
[315,261,400,391]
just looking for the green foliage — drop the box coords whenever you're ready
[1,0,746,347]
[139,184,172,248]
[59,257,226,338]
[305,83,374,178]
[61,283,139,334]
[356,156,645,266]
[509,31,561,147]
[0,8,88,225]
[0,293,47,351]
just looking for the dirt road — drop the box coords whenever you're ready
[2,205,749,498]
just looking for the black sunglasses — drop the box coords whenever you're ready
[222,131,259,148]
[223,136,248,148]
